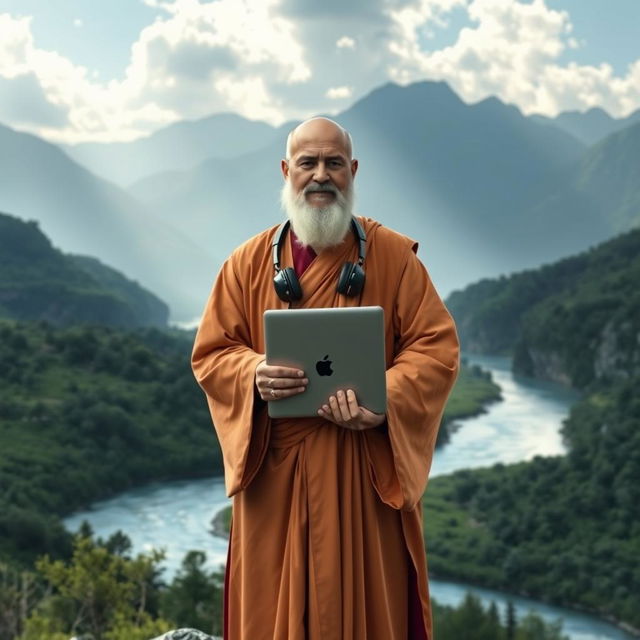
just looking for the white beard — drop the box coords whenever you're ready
[280,180,354,251]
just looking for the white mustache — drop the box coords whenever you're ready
[304,183,338,195]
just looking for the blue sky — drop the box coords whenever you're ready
[1,0,638,143]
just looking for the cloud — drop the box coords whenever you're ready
[1,1,640,143]
[0,2,311,141]
[388,0,640,117]
[336,36,356,49]
[326,86,352,99]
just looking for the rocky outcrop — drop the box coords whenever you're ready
[520,347,573,386]
[515,318,640,389]
[151,629,221,640]
[593,320,640,381]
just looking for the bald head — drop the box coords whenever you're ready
[280,116,358,250]
[285,117,353,160]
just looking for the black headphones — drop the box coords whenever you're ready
[272,217,366,302]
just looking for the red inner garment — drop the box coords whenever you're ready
[290,228,317,277]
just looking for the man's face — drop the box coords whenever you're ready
[282,121,358,207]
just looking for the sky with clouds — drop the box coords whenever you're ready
[1,0,639,144]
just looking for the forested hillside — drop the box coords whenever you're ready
[424,374,640,630]
[447,227,640,388]
[0,212,168,328]
[0,315,502,638]
[0,320,220,565]
[433,226,640,633]
[0,316,497,566]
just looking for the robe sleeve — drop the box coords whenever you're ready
[364,247,459,511]
[191,256,270,497]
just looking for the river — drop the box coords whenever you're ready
[64,356,635,640]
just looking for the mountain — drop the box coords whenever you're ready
[0,212,168,327]
[531,106,640,146]
[126,81,591,298]
[0,123,219,322]
[429,223,640,631]
[64,113,278,187]
[9,80,637,310]
[570,120,640,232]
[522,120,640,244]
[446,226,640,389]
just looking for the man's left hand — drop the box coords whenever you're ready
[318,389,386,431]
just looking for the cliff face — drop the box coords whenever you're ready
[518,348,573,386]
[512,283,640,389]
[515,320,640,388]
[448,226,640,390]
[593,319,640,380]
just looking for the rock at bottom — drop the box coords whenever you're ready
[150,629,221,640]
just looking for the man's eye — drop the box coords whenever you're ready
[329,161,343,168]
[300,161,313,168]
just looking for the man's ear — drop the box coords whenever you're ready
[351,158,359,178]
[281,159,290,180]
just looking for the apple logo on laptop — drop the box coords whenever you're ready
[316,355,333,376]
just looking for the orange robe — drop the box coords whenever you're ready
[191,217,459,639]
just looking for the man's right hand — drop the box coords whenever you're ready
[255,358,308,402]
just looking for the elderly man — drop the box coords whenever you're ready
[191,117,459,639]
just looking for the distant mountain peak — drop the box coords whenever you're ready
[370,79,461,101]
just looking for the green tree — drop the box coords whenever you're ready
[0,564,41,640]
[18,536,170,640]
[506,601,517,640]
[160,551,224,637]
[432,595,567,640]
[515,612,568,640]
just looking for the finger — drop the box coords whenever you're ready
[261,365,306,379]
[318,404,330,419]
[270,376,309,389]
[328,395,343,423]
[346,389,360,419]
[257,374,305,392]
[336,390,351,422]
[318,402,341,425]
[263,386,305,401]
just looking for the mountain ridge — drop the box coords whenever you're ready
[123,80,593,298]
[0,122,218,322]
[64,112,279,187]
[0,212,169,328]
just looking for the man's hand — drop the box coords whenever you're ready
[318,389,386,431]
[255,358,308,402]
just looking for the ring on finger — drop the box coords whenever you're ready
[270,388,276,398]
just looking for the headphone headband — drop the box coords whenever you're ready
[272,217,366,302]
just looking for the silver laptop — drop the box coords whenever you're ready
[264,306,387,418]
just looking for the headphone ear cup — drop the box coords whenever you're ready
[337,262,365,297]
[274,267,302,302]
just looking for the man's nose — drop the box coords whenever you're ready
[313,162,329,183]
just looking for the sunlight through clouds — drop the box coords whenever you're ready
[388,0,640,116]
[0,0,639,143]
[0,0,310,141]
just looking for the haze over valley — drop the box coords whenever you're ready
[2,80,639,322]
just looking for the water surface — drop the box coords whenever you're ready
[64,356,634,640]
